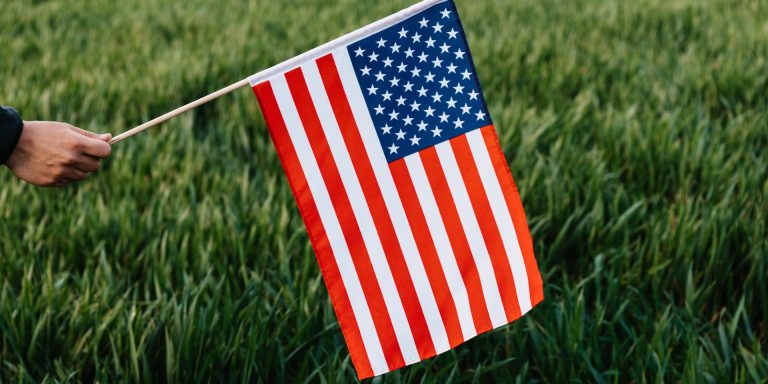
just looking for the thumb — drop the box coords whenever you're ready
[69,125,112,142]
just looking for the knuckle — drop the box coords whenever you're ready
[64,154,78,165]
[53,167,67,178]
[65,135,82,149]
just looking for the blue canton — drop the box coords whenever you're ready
[348,0,491,162]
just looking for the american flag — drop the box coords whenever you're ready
[250,0,543,378]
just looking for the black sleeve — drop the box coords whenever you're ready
[0,106,24,164]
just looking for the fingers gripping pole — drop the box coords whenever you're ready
[109,78,251,144]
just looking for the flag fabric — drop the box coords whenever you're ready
[250,0,543,378]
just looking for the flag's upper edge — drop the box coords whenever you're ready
[247,0,447,87]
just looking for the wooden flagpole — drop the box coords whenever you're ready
[109,78,251,144]
[108,0,443,145]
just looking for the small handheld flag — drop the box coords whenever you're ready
[108,0,544,378]
[250,0,543,378]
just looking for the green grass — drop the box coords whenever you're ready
[1,0,766,382]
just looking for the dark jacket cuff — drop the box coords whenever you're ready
[0,106,24,164]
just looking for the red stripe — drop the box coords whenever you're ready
[480,126,544,306]
[315,55,438,359]
[418,146,493,333]
[283,68,406,370]
[253,82,373,377]
[388,158,465,348]
[450,134,522,321]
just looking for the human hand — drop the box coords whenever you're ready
[5,121,112,187]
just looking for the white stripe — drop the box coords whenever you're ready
[300,62,422,361]
[466,130,532,313]
[434,142,508,328]
[332,48,452,356]
[403,154,478,340]
[270,76,389,374]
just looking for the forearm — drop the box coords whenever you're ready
[0,106,24,164]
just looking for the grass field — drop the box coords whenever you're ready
[1,0,767,382]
